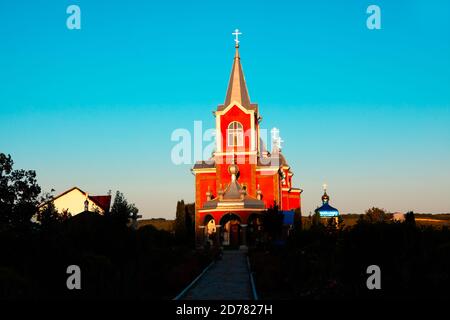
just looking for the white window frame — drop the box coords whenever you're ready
[227,121,244,147]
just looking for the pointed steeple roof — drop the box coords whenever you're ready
[218,44,257,111]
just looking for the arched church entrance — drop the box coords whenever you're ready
[220,213,241,248]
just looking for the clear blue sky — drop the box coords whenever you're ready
[1,0,449,218]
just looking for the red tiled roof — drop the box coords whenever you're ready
[89,195,111,212]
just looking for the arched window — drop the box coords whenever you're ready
[227,121,244,147]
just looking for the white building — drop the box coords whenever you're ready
[39,186,111,216]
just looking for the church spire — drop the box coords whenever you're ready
[223,29,251,109]
[322,183,330,204]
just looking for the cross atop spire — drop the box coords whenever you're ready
[232,29,242,48]
[220,29,255,110]
[322,184,330,204]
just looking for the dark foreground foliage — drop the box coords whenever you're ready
[0,215,214,300]
[250,221,450,299]
[0,152,213,300]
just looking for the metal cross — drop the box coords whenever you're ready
[271,127,283,150]
[323,183,328,191]
[232,29,242,46]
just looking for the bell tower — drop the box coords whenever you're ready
[213,31,260,198]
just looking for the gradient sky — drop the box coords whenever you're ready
[1,0,449,218]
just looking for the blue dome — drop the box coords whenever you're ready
[315,203,339,217]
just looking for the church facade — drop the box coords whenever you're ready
[192,41,302,247]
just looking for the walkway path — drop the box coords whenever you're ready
[182,250,253,300]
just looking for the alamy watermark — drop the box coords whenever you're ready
[66,265,81,290]
[170,121,284,169]
[367,4,382,30]
[366,265,381,290]
[66,5,81,30]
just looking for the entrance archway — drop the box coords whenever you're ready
[220,213,241,248]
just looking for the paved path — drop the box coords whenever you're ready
[183,250,253,300]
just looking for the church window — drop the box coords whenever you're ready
[227,121,244,147]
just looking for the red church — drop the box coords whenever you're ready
[192,38,302,248]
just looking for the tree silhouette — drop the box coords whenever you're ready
[109,190,138,226]
[363,207,387,223]
[293,207,302,232]
[175,200,187,239]
[405,211,416,227]
[0,153,41,231]
[262,203,284,241]
[174,200,195,245]
[185,202,195,242]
